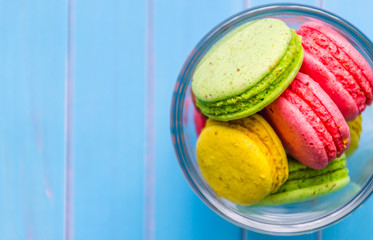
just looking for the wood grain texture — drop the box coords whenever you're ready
[0,0,67,239]
[72,0,146,239]
[154,0,243,239]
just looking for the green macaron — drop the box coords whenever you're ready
[258,154,350,206]
[192,18,304,121]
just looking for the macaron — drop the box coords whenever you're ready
[346,114,362,157]
[263,72,350,169]
[258,154,350,206]
[191,89,207,120]
[190,90,207,136]
[297,22,373,121]
[192,18,304,121]
[193,108,206,136]
[196,114,288,205]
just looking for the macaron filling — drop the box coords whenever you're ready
[196,31,303,120]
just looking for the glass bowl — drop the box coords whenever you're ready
[170,3,373,235]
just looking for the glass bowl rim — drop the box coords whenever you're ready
[170,3,373,235]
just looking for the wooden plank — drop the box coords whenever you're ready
[154,0,243,239]
[322,198,373,239]
[0,0,67,239]
[72,0,146,239]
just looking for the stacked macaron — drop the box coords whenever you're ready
[192,18,303,121]
[297,22,373,121]
[262,72,350,169]
[190,18,372,206]
[259,154,350,206]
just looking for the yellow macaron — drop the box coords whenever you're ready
[196,114,288,206]
[346,114,362,157]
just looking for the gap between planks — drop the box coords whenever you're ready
[144,0,155,239]
[64,0,75,239]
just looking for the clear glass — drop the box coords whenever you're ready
[170,3,373,235]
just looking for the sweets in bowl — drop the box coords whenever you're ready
[190,17,373,206]
[172,4,373,234]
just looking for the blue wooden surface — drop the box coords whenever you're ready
[0,1,66,239]
[1,0,373,239]
[72,0,146,239]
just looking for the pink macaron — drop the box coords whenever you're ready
[297,22,373,121]
[194,108,206,136]
[191,90,206,136]
[263,72,350,169]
